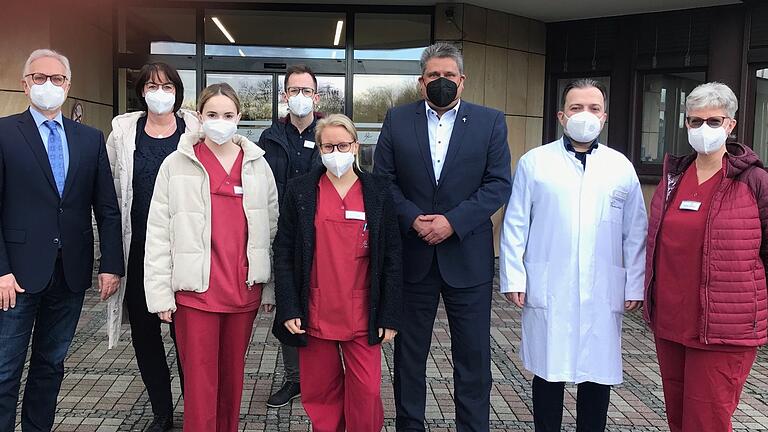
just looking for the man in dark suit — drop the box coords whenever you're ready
[0,49,124,432]
[373,42,512,431]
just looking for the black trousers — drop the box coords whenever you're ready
[532,375,611,432]
[394,259,492,432]
[125,243,184,417]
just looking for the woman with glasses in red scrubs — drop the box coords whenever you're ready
[272,113,402,432]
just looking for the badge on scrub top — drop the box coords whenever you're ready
[234,186,244,195]
[345,210,366,221]
[679,200,702,211]
[304,140,315,149]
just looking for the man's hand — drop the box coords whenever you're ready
[98,273,121,301]
[157,310,173,323]
[261,303,275,313]
[419,215,454,245]
[378,328,398,343]
[412,216,431,238]
[284,318,306,334]
[625,301,643,312]
[0,273,24,311]
[504,292,525,308]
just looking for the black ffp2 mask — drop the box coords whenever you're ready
[426,77,458,108]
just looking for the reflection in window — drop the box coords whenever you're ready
[119,8,196,55]
[753,69,768,163]
[354,14,430,60]
[277,75,345,118]
[205,11,346,59]
[205,73,273,142]
[120,68,196,113]
[353,75,421,171]
[555,77,610,145]
[640,72,705,163]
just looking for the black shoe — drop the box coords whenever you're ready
[145,414,173,432]
[266,381,301,408]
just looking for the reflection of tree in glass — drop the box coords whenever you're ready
[317,83,344,114]
[236,79,273,121]
[354,81,421,123]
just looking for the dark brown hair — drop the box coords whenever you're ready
[134,62,185,113]
[197,83,241,114]
[561,78,607,109]
[284,64,317,92]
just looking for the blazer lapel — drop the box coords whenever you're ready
[438,102,469,188]
[413,104,437,188]
[62,118,81,200]
[17,109,58,195]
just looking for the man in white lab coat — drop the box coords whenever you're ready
[500,79,647,432]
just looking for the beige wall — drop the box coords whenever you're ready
[435,3,547,251]
[0,0,113,133]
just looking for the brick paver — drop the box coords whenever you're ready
[13,271,768,431]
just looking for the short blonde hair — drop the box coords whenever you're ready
[23,49,72,80]
[315,113,358,145]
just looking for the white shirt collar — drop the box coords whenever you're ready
[424,99,461,118]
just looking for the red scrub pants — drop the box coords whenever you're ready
[655,337,757,432]
[299,335,384,432]
[174,304,257,432]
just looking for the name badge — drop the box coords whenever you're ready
[345,210,366,221]
[234,186,244,195]
[679,200,701,211]
[304,140,315,149]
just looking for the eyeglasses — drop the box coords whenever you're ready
[286,87,316,97]
[25,73,67,87]
[319,142,354,154]
[145,82,175,92]
[686,116,728,128]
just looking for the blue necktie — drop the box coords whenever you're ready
[44,120,65,196]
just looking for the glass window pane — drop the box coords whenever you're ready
[753,68,768,163]
[277,75,346,118]
[555,77,610,145]
[353,74,422,171]
[205,73,273,142]
[119,8,196,55]
[205,11,346,59]
[640,72,705,163]
[119,68,196,114]
[354,14,431,60]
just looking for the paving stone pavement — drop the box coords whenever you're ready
[12,270,768,432]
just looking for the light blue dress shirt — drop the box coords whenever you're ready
[425,100,461,182]
[29,106,70,176]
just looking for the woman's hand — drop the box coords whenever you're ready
[284,318,305,334]
[157,310,173,323]
[378,328,398,343]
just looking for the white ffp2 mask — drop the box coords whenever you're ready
[202,119,238,145]
[688,124,727,155]
[564,111,603,144]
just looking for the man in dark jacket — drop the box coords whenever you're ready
[258,64,323,408]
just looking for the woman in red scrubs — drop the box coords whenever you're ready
[144,83,279,432]
[645,82,768,432]
[272,114,402,432]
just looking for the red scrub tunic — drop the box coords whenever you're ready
[307,174,370,340]
[176,142,262,313]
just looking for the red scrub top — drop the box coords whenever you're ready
[176,142,262,313]
[307,174,370,341]
[654,160,746,351]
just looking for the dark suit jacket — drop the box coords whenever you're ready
[373,100,512,288]
[271,166,403,347]
[0,109,124,294]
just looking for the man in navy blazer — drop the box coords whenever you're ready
[0,49,124,432]
[374,43,512,431]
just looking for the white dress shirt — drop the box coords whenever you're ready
[425,100,461,182]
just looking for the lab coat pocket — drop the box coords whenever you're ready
[523,261,549,309]
[604,189,627,224]
[607,265,627,313]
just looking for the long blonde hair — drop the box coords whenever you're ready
[315,114,361,170]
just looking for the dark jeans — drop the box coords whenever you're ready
[394,259,492,432]
[0,255,86,432]
[126,243,183,417]
[532,376,611,432]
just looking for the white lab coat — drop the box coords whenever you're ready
[500,139,647,385]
